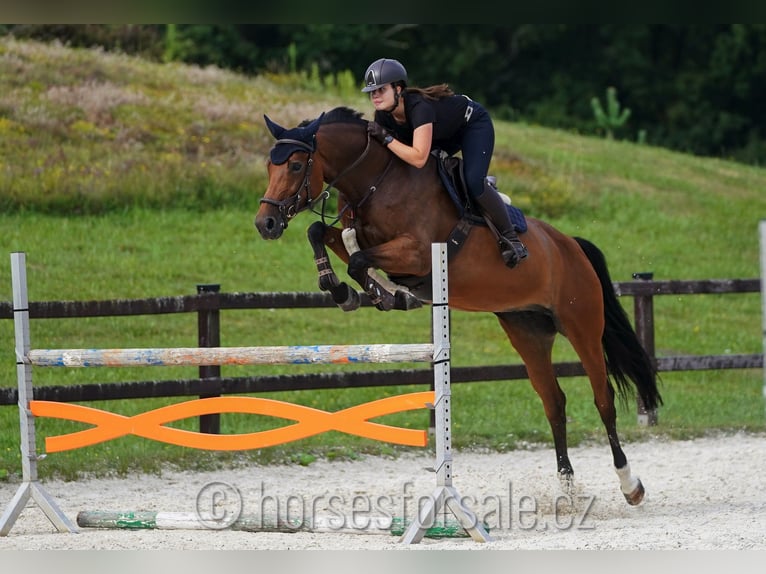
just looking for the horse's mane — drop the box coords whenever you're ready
[298,106,366,128]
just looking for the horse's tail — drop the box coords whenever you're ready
[574,237,663,410]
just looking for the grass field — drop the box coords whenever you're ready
[0,38,764,481]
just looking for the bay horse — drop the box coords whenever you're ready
[255,106,662,505]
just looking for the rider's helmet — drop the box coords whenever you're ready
[361,58,408,93]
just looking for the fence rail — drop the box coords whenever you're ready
[1,278,759,320]
[1,276,763,421]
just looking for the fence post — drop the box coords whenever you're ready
[632,272,658,426]
[760,220,766,419]
[197,284,221,434]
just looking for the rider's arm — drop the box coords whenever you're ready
[387,122,432,169]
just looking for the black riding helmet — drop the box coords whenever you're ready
[361,58,407,93]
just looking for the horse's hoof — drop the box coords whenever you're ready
[332,284,361,312]
[393,290,423,311]
[370,288,395,311]
[623,479,645,506]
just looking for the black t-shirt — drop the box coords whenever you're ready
[374,92,471,155]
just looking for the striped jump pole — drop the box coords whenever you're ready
[25,343,435,367]
[1,245,491,544]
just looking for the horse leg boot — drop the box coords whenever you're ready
[307,222,360,312]
[475,178,528,268]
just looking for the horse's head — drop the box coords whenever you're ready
[256,108,373,240]
[255,112,327,239]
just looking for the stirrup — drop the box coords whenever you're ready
[499,237,528,268]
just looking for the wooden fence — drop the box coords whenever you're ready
[1,275,763,430]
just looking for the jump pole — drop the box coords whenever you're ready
[26,344,434,367]
[75,510,482,539]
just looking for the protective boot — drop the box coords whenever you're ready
[475,178,528,268]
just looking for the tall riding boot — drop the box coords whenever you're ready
[475,178,528,268]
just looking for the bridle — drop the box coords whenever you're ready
[259,137,320,221]
[260,130,393,228]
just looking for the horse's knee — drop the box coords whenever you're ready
[307,221,326,246]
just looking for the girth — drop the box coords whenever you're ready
[386,214,482,301]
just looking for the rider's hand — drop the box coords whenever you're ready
[367,122,393,146]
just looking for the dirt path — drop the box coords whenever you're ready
[2,433,765,550]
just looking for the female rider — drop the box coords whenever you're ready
[361,57,528,268]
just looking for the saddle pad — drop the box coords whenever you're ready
[507,204,528,234]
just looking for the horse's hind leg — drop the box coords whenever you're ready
[496,312,576,490]
[307,222,360,311]
[561,308,645,505]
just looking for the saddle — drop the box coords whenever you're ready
[388,153,528,299]
[435,152,528,234]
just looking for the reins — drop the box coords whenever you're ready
[315,132,375,226]
[351,156,394,211]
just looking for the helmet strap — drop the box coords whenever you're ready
[385,84,401,113]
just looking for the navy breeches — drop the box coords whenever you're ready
[459,103,495,199]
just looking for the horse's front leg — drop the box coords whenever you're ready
[307,221,360,312]
[342,229,424,312]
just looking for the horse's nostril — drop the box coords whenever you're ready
[255,216,272,230]
[255,214,284,240]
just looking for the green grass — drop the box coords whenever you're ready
[0,37,367,215]
[0,38,765,482]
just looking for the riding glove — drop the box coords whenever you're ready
[367,122,393,146]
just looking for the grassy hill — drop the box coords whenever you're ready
[0,37,764,480]
[2,36,764,279]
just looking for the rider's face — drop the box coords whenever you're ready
[369,84,396,111]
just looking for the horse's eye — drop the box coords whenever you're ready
[288,161,302,173]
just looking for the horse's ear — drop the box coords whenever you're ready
[304,112,325,138]
[263,114,285,139]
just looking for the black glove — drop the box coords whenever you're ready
[367,121,392,145]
